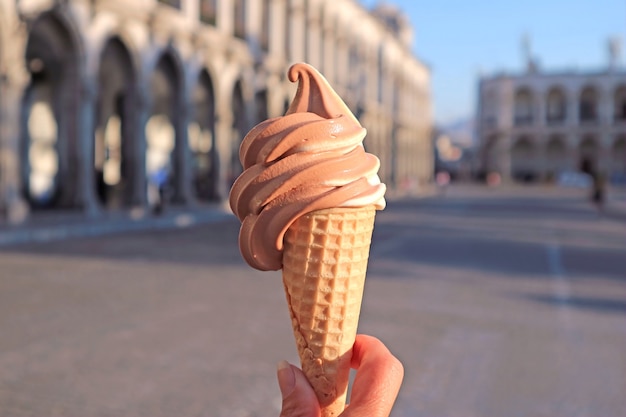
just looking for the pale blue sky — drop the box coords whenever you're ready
[359,0,626,125]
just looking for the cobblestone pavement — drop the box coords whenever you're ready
[1,185,625,417]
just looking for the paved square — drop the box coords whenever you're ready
[1,185,625,416]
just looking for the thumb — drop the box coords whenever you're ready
[277,360,321,417]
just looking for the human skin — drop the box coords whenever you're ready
[277,335,404,417]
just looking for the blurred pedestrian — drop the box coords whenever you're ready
[590,172,606,214]
[95,167,107,205]
[277,334,403,417]
[148,166,168,215]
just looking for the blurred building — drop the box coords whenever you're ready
[0,0,432,224]
[476,43,626,183]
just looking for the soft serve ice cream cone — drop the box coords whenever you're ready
[229,63,386,416]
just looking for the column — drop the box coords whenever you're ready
[321,12,335,84]
[390,82,398,188]
[354,41,366,104]
[132,88,149,208]
[218,0,234,36]
[568,87,579,126]
[305,0,322,69]
[287,0,305,63]
[0,65,30,224]
[379,45,388,108]
[184,0,200,22]
[334,29,348,95]
[246,0,261,48]
[536,88,546,127]
[214,103,234,201]
[269,0,287,61]
[175,99,195,205]
[78,79,101,217]
[0,19,29,224]
[366,43,379,105]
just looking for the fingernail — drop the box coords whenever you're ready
[277,360,296,398]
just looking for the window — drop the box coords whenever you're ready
[579,87,598,123]
[514,88,533,126]
[546,88,566,124]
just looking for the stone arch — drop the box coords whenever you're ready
[579,135,599,174]
[228,79,247,186]
[610,135,626,177]
[22,11,83,209]
[145,49,185,205]
[511,136,537,182]
[514,87,534,125]
[95,36,138,210]
[545,134,568,180]
[579,85,599,123]
[546,86,566,124]
[189,69,217,201]
[614,85,626,122]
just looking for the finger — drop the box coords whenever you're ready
[341,335,404,417]
[277,361,321,417]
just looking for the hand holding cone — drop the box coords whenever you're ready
[282,207,376,415]
[229,63,385,416]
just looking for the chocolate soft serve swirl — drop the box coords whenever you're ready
[229,63,386,271]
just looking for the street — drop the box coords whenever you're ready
[1,185,625,417]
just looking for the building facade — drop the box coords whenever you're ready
[476,66,626,183]
[0,0,432,225]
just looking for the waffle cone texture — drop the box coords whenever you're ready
[282,206,376,417]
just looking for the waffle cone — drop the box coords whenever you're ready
[282,206,376,417]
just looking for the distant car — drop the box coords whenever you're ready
[557,171,592,188]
